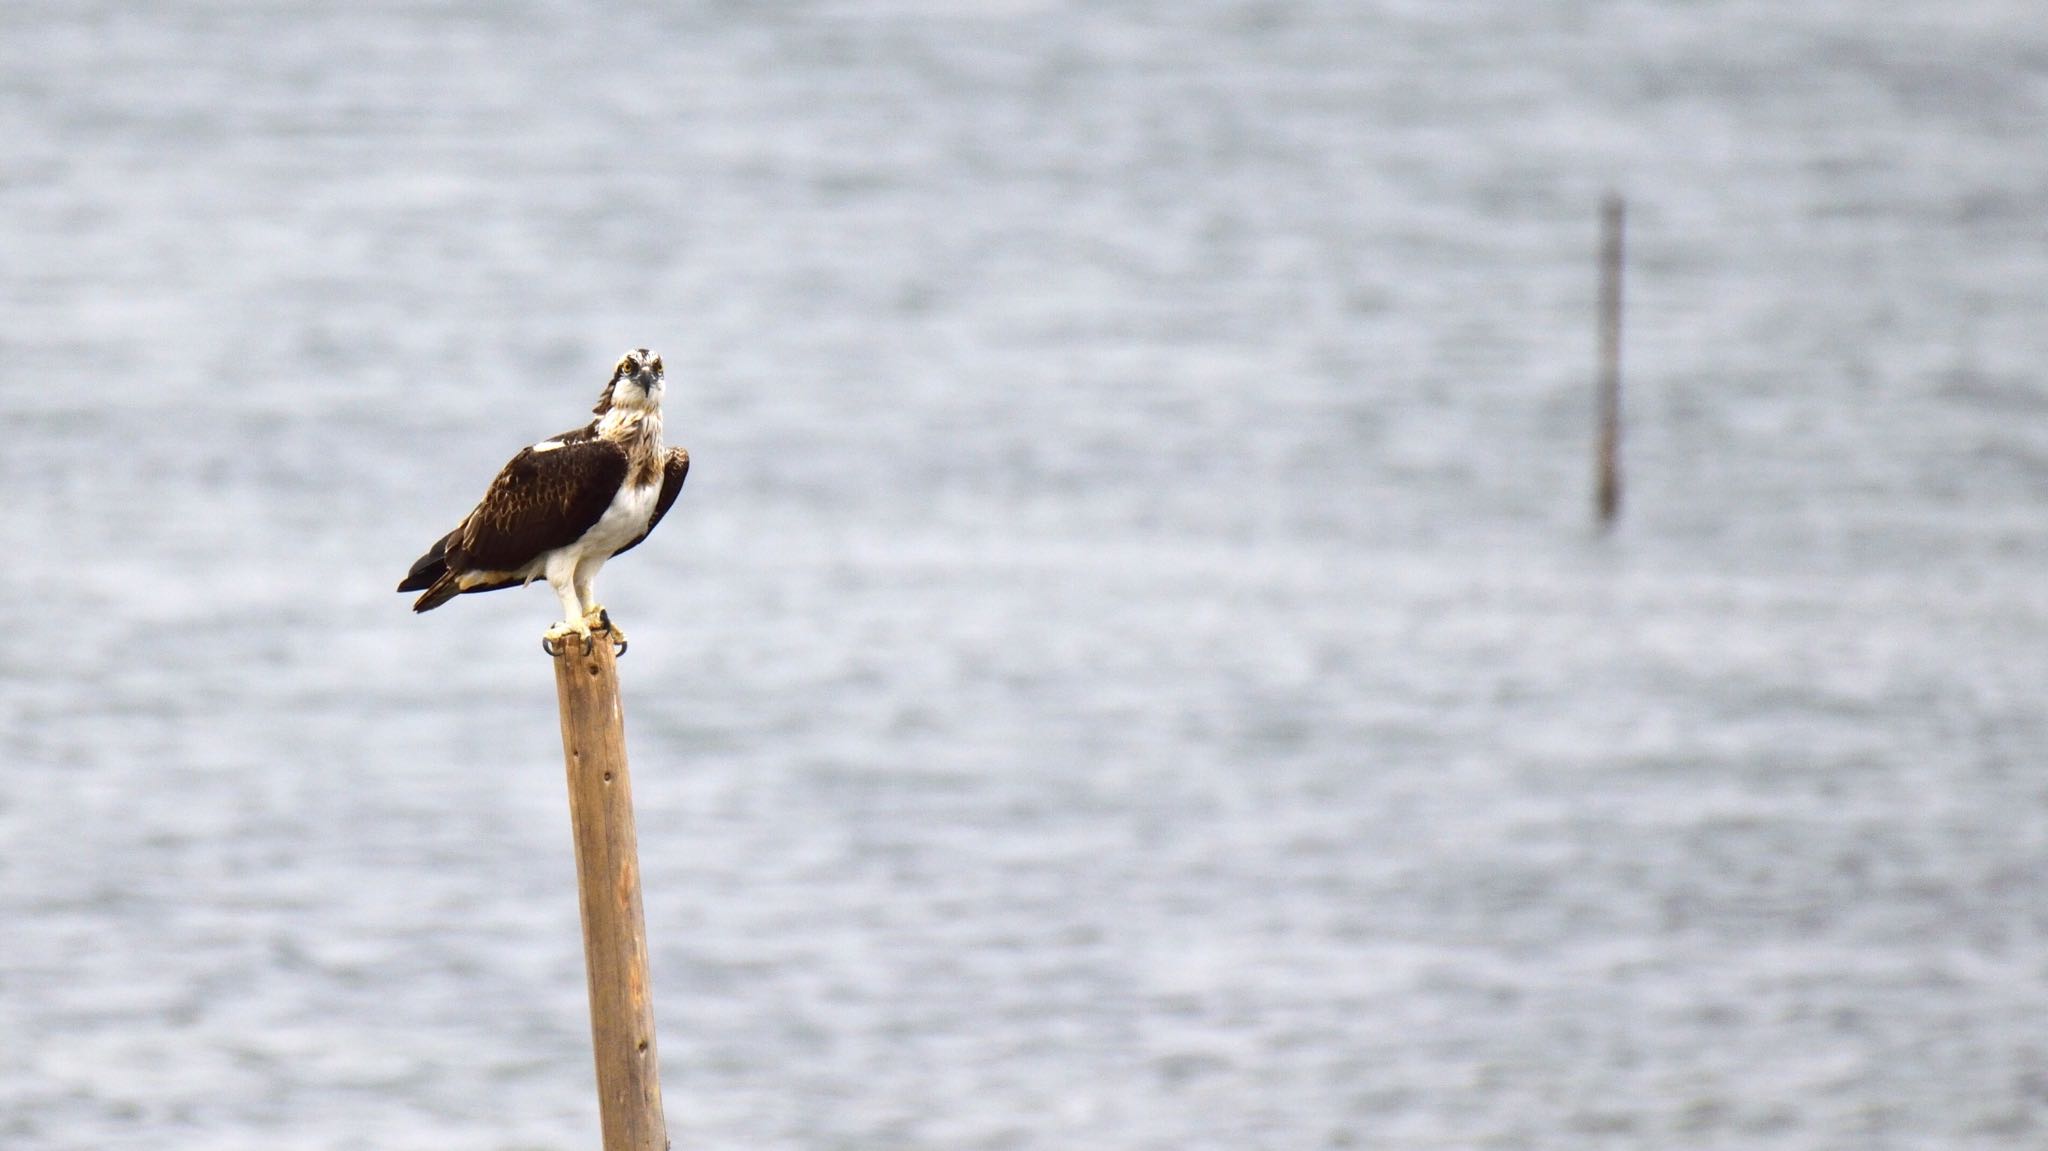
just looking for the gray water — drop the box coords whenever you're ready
[3,3,2047,1148]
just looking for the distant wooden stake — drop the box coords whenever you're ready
[551,633,670,1151]
[1595,193,1626,528]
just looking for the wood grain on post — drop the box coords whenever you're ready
[1595,192,1626,528]
[551,632,669,1151]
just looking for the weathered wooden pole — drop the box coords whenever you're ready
[1595,192,1626,528]
[550,631,669,1151]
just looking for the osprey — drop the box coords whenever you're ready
[398,348,689,651]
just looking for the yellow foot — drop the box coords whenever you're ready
[541,618,594,657]
[583,606,628,655]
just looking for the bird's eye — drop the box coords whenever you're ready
[650,358,663,373]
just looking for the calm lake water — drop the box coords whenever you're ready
[3,3,2046,1148]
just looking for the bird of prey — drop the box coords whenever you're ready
[398,348,689,652]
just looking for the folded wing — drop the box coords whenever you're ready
[399,438,631,610]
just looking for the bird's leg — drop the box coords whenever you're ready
[574,569,603,628]
[573,562,627,655]
[542,556,594,655]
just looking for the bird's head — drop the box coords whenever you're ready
[593,348,665,415]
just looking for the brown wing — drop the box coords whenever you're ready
[448,438,630,573]
[611,446,689,558]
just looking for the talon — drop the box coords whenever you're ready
[543,619,593,656]
[583,606,628,653]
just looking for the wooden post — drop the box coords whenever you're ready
[1595,192,1626,528]
[551,632,670,1151]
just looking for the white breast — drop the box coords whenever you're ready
[574,477,662,558]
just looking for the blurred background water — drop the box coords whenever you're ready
[3,2,2046,1148]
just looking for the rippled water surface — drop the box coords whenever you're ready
[4,3,2047,1148]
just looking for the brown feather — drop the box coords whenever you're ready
[412,570,464,613]
[396,530,454,592]
[450,439,630,573]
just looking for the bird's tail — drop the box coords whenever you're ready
[400,532,466,611]
[397,533,453,594]
[411,571,463,613]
